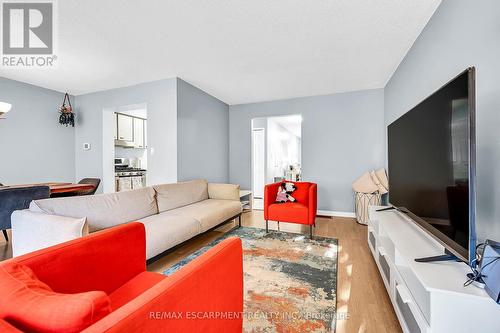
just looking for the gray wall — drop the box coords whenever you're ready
[74,79,177,188]
[177,79,229,183]
[230,89,385,212]
[384,0,500,242]
[0,77,75,184]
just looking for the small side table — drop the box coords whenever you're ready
[239,190,252,212]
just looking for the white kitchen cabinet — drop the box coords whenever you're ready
[117,114,133,141]
[134,118,145,148]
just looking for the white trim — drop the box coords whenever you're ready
[317,210,356,218]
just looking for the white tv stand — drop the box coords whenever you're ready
[368,206,499,333]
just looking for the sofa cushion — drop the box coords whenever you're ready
[0,263,111,333]
[168,199,242,232]
[138,213,201,259]
[108,271,165,311]
[31,187,158,232]
[11,210,88,257]
[267,202,309,225]
[154,179,208,213]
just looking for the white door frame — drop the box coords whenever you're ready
[102,107,117,193]
[252,128,265,198]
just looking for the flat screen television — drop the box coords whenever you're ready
[388,67,476,264]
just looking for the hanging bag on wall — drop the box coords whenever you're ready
[59,93,75,127]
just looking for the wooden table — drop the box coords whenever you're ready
[0,182,95,195]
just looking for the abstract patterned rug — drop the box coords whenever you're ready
[164,227,338,332]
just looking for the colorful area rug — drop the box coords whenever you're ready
[164,227,338,332]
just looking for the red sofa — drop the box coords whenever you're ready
[0,222,243,332]
[264,181,318,238]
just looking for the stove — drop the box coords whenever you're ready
[114,158,147,191]
[115,166,147,176]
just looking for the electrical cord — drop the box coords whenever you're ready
[464,257,500,287]
[464,242,500,287]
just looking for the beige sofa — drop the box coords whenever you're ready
[12,179,242,260]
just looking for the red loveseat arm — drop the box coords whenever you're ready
[10,222,146,295]
[0,319,23,333]
[83,237,244,333]
[2,223,243,333]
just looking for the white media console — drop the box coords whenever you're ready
[368,206,499,333]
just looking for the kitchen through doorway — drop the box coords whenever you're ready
[102,103,148,193]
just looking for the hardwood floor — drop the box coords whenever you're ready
[149,210,401,333]
[0,211,401,332]
[0,229,12,261]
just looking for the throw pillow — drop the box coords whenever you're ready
[370,170,388,194]
[352,172,379,194]
[0,263,111,333]
[11,210,87,257]
[375,168,389,190]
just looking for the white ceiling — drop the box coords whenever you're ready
[0,0,441,105]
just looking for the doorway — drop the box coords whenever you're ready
[102,103,148,194]
[251,115,302,210]
[252,128,265,198]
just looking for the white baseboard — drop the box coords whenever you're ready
[317,210,356,218]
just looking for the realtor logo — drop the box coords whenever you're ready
[1,1,56,67]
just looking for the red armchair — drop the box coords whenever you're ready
[0,222,243,333]
[264,181,318,238]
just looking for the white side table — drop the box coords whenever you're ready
[239,190,252,211]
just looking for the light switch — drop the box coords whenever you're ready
[83,143,91,151]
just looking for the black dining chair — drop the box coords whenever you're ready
[0,186,50,241]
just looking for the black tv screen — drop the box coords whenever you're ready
[388,68,476,263]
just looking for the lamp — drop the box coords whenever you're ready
[0,102,12,119]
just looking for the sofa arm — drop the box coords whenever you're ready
[82,237,243,333]
[264,182,281,219]
[208,183,240,201]
[11,222,146,295]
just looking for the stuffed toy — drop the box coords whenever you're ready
[284,182,296,193]
[275,182,297,203]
